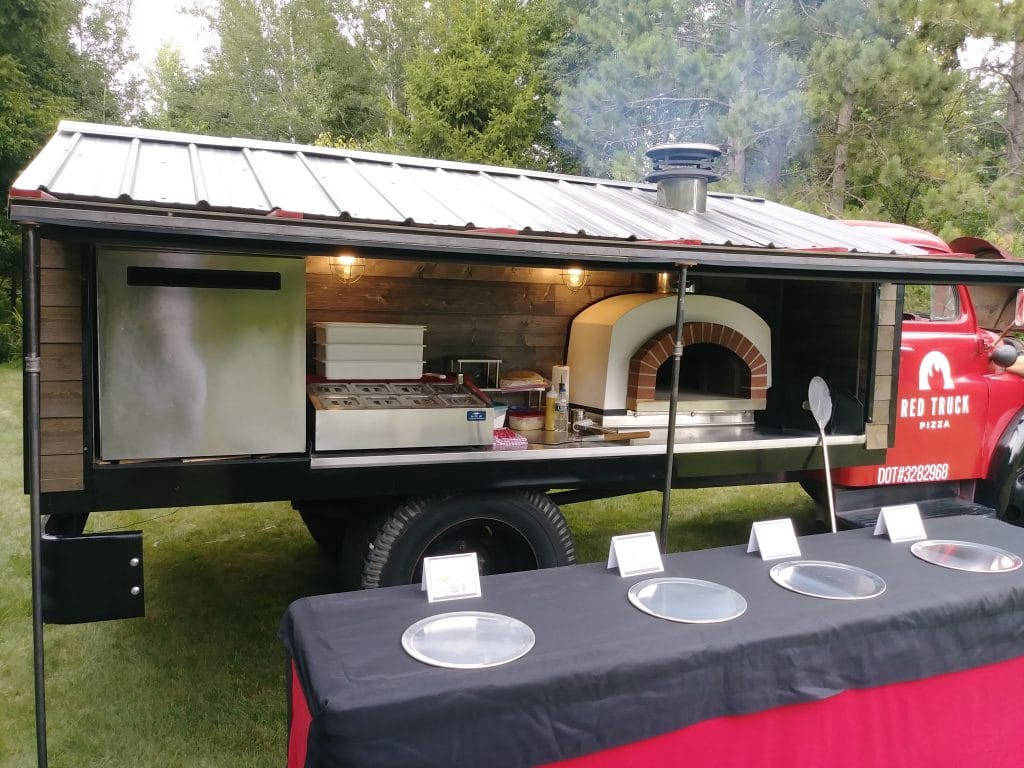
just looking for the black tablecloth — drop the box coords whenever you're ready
[280,516,1024,768]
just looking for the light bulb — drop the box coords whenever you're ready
[561,267,588,292]
[330,253,365,284]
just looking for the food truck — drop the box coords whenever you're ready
[10,122,1024,623]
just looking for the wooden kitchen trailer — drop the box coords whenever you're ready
[11,122,1024,613]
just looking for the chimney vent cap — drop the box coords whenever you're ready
[645,143,722,184]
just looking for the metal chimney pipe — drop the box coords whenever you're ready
[645,144,722,214]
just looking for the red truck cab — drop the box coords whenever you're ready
[826,222,1024,526]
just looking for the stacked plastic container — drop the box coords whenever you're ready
[313,322,425,380]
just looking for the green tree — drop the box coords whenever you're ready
[957,1,1024,241]
[341,0,427,138]
[799,0,969,225]
[68,0,143,122]
[0,0,76,351]
[1,0,140,359]
[382,0,571,169]
[147,0,381,143]
[145,44,207,133]
[553,0,706,180]
[552,0,809,193]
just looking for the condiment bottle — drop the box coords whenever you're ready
[554,383,569,432]
[544,386,557,431]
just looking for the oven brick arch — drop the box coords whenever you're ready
[626,322,769,409]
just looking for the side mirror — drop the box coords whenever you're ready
[991,343,1019,367]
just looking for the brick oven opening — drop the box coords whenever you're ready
[565,292,772,426]
[627,322,769,413]
[661,344,746,400]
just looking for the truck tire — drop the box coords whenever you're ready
[977,410,1024,525]
[798,479,830,507]
[348,491,577,589]
[296,506,347,555]
[294,499,386,556]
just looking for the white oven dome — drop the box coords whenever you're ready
[566,293,771,415]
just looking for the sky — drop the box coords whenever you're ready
[126,3,1008,78]
[129,1,215,70]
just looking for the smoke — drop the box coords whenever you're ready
[548,1,812,196]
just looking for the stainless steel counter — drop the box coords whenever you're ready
[309,425,863,469]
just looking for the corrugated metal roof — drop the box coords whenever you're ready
[12,120,920,255]
[13,121,1024,285]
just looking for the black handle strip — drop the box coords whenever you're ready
[126,266,281,291]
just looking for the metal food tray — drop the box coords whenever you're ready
[769,560,886,600]
[309,381,488,410]
[401,611,536,669]
[910,540,1023,573]
[627,577,747,623]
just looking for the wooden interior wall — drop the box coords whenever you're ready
[868,283,898,450]
[39,239,84,492]
[306,256,643,381]
[772,280,871,387]
[706,276,873,430]
[790,281,871,398]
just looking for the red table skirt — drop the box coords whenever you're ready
[288,654,1024,768]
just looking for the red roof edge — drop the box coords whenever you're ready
[948,236,1013,260]
[267,208,304,219]
[839,220,950,254]
[10,188,58,201]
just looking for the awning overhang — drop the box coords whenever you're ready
[10,196,1024,286]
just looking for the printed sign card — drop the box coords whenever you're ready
[874,503,927,543]
[747,518,801,561]
[607,531,664,577]
[421,552,482,603]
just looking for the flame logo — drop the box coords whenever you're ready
[918,351,954,391]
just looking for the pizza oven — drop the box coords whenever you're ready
[566,293,771,427]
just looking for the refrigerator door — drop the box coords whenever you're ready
[96,247,306,460]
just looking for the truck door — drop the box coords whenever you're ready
[877,284,989,484]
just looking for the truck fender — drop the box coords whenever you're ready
[976,408,1024,524]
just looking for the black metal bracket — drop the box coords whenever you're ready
[41,532,145,624]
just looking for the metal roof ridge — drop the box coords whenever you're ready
[56,119,240,149]
[237,137,652,189]
[52,120,653,191]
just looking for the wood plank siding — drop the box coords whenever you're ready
[40,240,84,491]
[306,256,645,381]
[869,284,898,449]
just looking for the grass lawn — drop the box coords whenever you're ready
[1,362,817,767]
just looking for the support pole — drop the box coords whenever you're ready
[659,265,690,553]
[23,224,48,768]
[820,423,838,534]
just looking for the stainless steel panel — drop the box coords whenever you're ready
[309,432,866,469]
[309,380,493,451]
[314,406,493,451]
[97,247,305,459]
